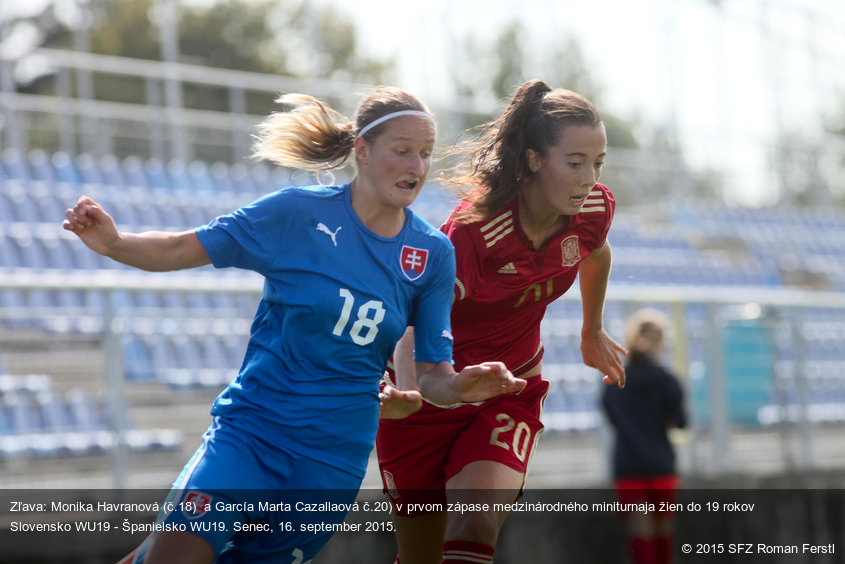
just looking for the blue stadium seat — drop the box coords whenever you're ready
[51,151,82,185]
[208,161,236,192]
[187,160,219,193]
[172,336,202,367]
[4,184,40,223]
[0,401,10,434]
[121,155,149,189]
[0,230,19,268]
[35,391,71,432]
[159,290,185,311]
[73,153,104,186]
[0,187,18,224]
[149,193,185,227]
[228,163,256,194]
[67,238,105,270]
[144,158,171,190]
[198,334,229,369]
[184,290,211,310]
[249,163,279,195]
[98,154,126,187]
[11,233,50,269]
[1,148,32,181]
[132,290,161,310]
[123,335,153,381]
[4,392,42,434]
[28,188,66,223]
[0,288,27,315]
[40,233,76,270]
[166,159,194,192]
[54,288,86,310]
[65,389,104,432]
[27,149,56,183]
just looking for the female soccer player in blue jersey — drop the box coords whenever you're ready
[63,87,526,564]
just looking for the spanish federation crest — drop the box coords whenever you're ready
[561,235,581,267]
[400,245,428,281]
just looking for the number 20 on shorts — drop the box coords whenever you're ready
[489,413,532,462]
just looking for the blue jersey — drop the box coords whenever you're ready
[195,184,455,477]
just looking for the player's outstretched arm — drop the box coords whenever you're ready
[416,361,526,406]
[63,195,211,272]
[578,241,627,387]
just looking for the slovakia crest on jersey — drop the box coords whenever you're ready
[181,491,212,520]
[400,245,428,281]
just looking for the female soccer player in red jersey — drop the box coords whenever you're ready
[376,78,627,564]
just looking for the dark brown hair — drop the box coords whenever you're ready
[443,79,602,222]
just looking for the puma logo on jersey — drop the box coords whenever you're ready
[497,262,518,274]
[316,223,341,246]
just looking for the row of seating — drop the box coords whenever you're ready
[0,224,791,290]
[1,148,329,198]
[0,374,182,459]
[123,333,248,388]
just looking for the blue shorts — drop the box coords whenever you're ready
[138,416,363,563]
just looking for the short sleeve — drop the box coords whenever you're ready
[195,189,294,274]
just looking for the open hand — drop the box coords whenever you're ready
[581,329,628,388]
[454,362,527,403]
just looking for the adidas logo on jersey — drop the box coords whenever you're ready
[497,262,518,274]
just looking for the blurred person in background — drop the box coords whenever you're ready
[602,308,687,564]
[376,79,627,564]
[64,86,525,564]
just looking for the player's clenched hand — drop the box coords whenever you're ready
[454,362,527,403]
[379,386,423,419]
[62,196,120,256]
[581,329,627,388]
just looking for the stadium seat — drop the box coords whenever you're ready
[65,389,105,431]
[27,149,57,183]
[144,158,171,190]
[121,155,149,189]
[3,183,40,223]
[73,153,104,186]
[166,159,194,192]
[1,148,31,181]
[186,160,219,192]
[51,151,83,185]
[4,392,42,434]
[99,154,126,187]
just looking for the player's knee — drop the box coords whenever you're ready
[444,511,502,546]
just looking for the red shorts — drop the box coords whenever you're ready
[615,475,679,514]
[376,376,549,516]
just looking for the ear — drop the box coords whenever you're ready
[526,149,541,173]
[354,137,370,164]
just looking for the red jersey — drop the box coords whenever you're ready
[441,183,615,376]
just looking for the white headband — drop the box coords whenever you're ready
[356,110,433,138]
